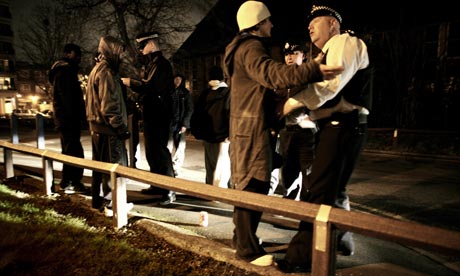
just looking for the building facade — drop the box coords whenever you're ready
[0,0,52,118]
[0,0,15,116]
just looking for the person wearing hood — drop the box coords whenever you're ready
[121,31,176,206]
[222,0,344,267]
[190,65,231,188]
[86,35,133,216]
[49,43,89,195]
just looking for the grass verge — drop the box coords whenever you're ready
[0,184,165,275]
[0,182,259,276]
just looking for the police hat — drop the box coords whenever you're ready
[283,41,307,54]
[135,31,159,43]
[307,0,343,24]
[135,31,159,50]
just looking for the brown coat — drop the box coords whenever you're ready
[223,33,323,190]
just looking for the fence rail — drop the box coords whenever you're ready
[1,139,459,276]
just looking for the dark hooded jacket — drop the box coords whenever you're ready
[223,32,323,190]
[49,57,86,130]
[171,75,194,132]
[86,36,128,136]
[191,80,230,143]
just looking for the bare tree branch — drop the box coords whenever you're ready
[16,0,215,74]
[16,2,96,68]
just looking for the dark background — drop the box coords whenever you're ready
[176,0,460,131]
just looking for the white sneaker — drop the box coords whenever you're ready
[250,255,273,266]
[126,202,134,212]
[103,207,113,217]
[103,202,134,217]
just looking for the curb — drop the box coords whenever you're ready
[135,218,286,275]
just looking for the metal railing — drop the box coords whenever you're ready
[1,139,459,276]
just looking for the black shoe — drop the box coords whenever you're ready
[97,200,113,217]
[59,180,71,190]
[60,181,90,195]
[337,240,355,256]
[160,192,176,206]
[276,259,310,273]
[141,186,164,195]
[66,183,90,195]
[93,199,112,216]
[92,197,109,210]
[74,183,91,194]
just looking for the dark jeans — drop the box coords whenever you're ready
[91,132,128,209]
[232,178,270,262]
[279,127,316,199]
[59,126,84,185]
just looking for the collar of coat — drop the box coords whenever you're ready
[142,50,163,64]
[225,32,270,77]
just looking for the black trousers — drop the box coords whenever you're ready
[91,132,128,209]
[128,112,140,164]
[232,178,270,262]
[279,127,316,199]
[143,119,175,196]
[59,126,84,185]
[285,111,367,266]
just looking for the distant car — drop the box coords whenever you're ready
[11,109,54,128]
[37,109,54,119]
[13,109,35,118]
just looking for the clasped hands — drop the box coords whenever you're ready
[121,78,130,87]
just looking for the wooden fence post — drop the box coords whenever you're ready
[42,154,54,195]
[111,166,128,228]
[3,147,14,178]
[312,205,335,276]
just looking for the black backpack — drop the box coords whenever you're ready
[190,87,230,143]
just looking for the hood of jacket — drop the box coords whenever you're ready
[98,36,125,73]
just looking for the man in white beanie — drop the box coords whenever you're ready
[223,0,344,267]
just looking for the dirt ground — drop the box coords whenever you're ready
[0,170,265,276]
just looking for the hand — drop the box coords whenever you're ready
[121,78,130,87]
[283,98,305,116]
[319,64,344,80]
[115,125,130,140]
[117,130,131,140]
[314,52,324,63]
